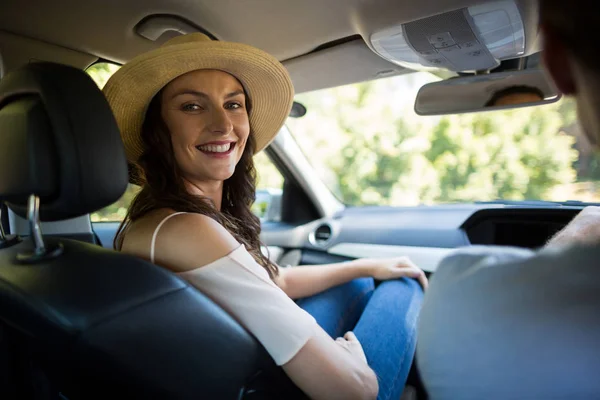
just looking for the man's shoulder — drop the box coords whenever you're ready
[430,245,535,288]
[426,244,600,303]
[439,245,536,270]
[434,244,599,281]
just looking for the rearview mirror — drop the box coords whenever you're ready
[289,101,307,118]
[414,69,561,116]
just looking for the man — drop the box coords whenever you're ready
[417,1,600,398]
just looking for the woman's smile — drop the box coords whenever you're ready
[196,140,237,158]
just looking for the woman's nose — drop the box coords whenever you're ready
[207,107,233,135]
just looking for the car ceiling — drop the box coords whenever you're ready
[0,0,538,92]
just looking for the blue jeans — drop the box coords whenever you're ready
[296,277,424,400]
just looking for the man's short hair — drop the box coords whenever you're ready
[539,0,598,69]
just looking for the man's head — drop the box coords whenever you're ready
[484,86,544,107]
[540,0,600,148]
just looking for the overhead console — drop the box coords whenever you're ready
[463,208,579,249]
[366,0,536,73]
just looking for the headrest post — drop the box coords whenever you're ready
[16,195,63,263]
[28,195,45,255]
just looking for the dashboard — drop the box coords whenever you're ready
[329,204,580,249]
[463,208,576,248]
[261,204,583,272]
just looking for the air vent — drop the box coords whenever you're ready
[310,223,333,247]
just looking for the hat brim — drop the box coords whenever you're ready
[103,40,294,163]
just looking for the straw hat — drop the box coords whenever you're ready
[103,33,294,163]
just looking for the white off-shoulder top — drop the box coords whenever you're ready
[150,212,318,366]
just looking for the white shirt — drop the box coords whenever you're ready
[151,212,318,366]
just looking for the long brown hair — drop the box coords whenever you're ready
[114,89,278,279]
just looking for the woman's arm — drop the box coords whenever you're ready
[283,328,378,400]
[276,258,427,300]
[275,261,370,299]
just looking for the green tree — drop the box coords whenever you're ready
[254,151,284,190]
[90,184,140,222]
[425,107,576,202]
[86,62,120,89]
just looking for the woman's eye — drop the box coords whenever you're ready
[182,103,202,112]
[225,102,242,110]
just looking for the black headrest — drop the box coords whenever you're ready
[0,62,128,221]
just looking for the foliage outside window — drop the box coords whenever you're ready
[91,184,141,222]
[86,62,120,89]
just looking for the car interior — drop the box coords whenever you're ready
[0,0,595,399]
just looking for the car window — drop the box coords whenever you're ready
[253,151,284,221]
[86,63,284,222]
[86,62,138,222]
[286,72,600,206]
[86,62,120,89]
[91,184,141,222]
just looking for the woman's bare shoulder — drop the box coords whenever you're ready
[147,210,240,273]
[120,209,174,259]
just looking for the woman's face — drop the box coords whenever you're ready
[160,69,250,185]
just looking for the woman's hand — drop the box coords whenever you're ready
[335,331,368,364]
[360,257,428,289]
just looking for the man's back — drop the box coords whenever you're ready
[417,244,600,399]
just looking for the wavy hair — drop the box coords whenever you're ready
[114,90,278,279]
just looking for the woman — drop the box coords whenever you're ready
[104,33,427,400]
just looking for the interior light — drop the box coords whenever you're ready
[370,0,526,72]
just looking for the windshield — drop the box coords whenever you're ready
[286,72,600,206]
